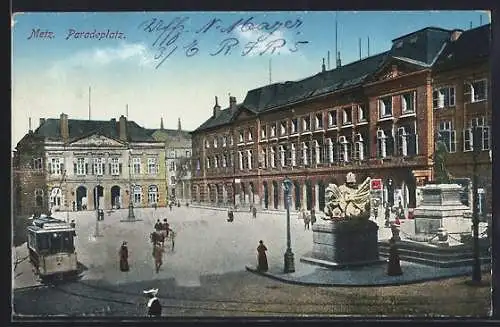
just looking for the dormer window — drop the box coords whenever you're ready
[315,113,323,129]
[378,96,393,118]
[342,107,352,125]
[261,125,267,139]
[357,105,367,122]
[395,41,403,49]
[291,118,298,134]
[328,110,337,127]
[401,92,416,114]
[280,121,287,136]
[409,36,418,44]
[302,116,311,132]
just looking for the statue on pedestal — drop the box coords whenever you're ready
[323,172,371,221]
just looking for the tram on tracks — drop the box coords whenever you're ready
[26,215,78,280]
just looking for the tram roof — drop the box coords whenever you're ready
[28,216,74,232]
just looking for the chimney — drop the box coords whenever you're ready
[39,118,45,126]
[29,117,32,133]
[321,58,326,72]
[450,29,463,41]
[119,115,127,141]
[177,117,182,131]
[160,117,164,129]
[336,51,342,68]
[213,96,221,118]
[229,96,237,112]
[60,113,69,140]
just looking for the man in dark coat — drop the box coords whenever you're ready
[252,206,257,219]
[154,219,161,231]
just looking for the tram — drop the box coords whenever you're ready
[26,215,78,280]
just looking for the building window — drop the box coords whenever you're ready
[353,134,365,161]
[378,96,393,118]
[438,121,457,153]
[465,79,487,103]
[279,146,286,167]
[464,117,490,151]
[222,154,227,167]
[33,158,43,171]
[148,158,157,175]
[213,137,218,148]
[110,158,120,176]
[357,105,367,122]
[328,110,337,127]
[171,176,176,185]
[280,121,287,136]
[169,150,176,158]
[205,140,210,148]
[270,147,276,168]
[148,185,158,204]
[169,161,176,171]
[302,142,309,165]
[214,156,219,168]
[270,124,277,137]
[326,138,334,163]
[238,151,243,170]
[133,186,142,205]
[302,116,311,132]
[261,126,267,139]
[229,135,234,146]
[75,158,87,176]
[260,149,267,168]
[93,158,104,175]
[397,127,408,157]
[401,92,416,114]
[291,119,298,134]
[315,113,323,129]
[376,129,394,158]
[433,87,455,109]
[222,136,227,147]
[248,129,253,142]
[313,140,321,164]
[185,150,191,157]
[49,158,64,175]
[206,157,211,169]
[239,130,244,143]
[35,189,44,207]
[247,150,253,169]
[291,143,296,166]
[338,136,349,162]
[133,158,141,174]
[342,107,352,125]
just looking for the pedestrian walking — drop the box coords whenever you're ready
[302,209,310,230]
[169,202,173,211]
[119,241,130,272]
[154,219,161,231]
[227,209,234,222]
[252,206,257,219]
[256,240,268,272]
[387,238,403,276]
[310,208,317,225]
[152,244,164,273]
[143,288,162,317]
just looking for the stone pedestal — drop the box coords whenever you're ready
[301,219,381,268]
[414,184,471,235]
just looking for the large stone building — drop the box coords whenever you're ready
[190,24,491,215]
[148,118,192,202]
[13,114,166,217]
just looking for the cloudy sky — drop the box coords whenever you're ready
[11,10,490,150]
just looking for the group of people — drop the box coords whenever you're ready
[227,206,258,223]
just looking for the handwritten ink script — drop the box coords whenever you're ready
[138,16,309,69]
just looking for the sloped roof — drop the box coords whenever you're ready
[146,128,192,139]
[434,24,491,71]
[32,118,155,142]
[390,27,452,66]
[192,104,245,133]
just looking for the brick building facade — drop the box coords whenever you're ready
[190,24,491,215]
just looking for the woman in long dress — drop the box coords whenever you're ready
[153,244,164,274]
[119,241,130,272]
[257,240,268,272]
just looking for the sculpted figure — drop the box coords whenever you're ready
[323,172,371,221]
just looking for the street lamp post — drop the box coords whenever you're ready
[127,149,136,220]
[94,178,102,237]
[471,127,482,283]
[283,177,295,273]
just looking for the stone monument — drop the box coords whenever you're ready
[301,172,382,268]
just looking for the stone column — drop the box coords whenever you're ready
[302,183,307,210]
[314,183,320,211]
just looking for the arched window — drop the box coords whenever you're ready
[50,187,62,207]
[35,189,44,207]
[148,185,158,204]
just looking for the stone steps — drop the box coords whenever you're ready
[378,240,491,268]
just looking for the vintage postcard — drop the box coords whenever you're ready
[12,11,492,318]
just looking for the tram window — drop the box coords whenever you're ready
[36,233,50,251]
[49,233,63,254]
[61,233,74,252]
[28,232,36,249]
